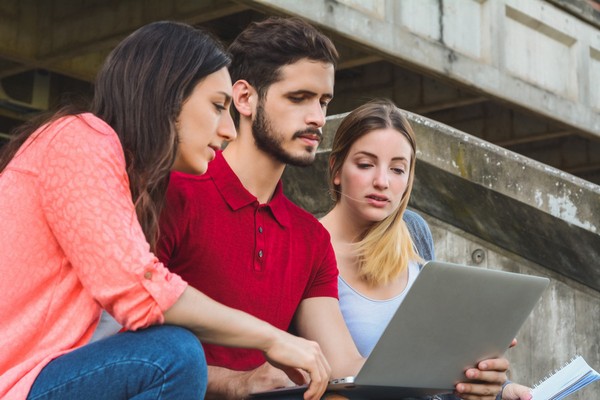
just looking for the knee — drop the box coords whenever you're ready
[158,325,206,368]
[151,325,207,395]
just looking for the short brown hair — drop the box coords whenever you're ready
[228,17,338,123]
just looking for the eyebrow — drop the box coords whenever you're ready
[218,91,233,103]
[354,151,408,162]
[286,89,334,101]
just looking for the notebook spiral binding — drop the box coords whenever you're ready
[533,356,580,388]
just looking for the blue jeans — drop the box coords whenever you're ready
[27,325,207,399]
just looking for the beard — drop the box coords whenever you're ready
[251,102,322,167]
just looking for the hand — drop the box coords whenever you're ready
[455,357,509,400]
[263,330,331,400]
[501,383,532,400]
[242,362,297,393]
[206,364,293,400]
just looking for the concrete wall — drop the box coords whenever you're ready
[283,111,600,399]
[242,0,600,140]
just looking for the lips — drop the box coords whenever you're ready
[207,145,219,160]
[294,128,322,144]
[365,194,390,208]
[366,194,389,202]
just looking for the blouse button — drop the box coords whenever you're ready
[258,250,264,258]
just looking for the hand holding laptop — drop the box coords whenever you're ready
[456,357,509,398]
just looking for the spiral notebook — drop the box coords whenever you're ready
[531,355,600,400]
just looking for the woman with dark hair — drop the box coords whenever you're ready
[0,21,329,400]
[320,99,532,400]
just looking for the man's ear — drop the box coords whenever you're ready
[232,80,256,118]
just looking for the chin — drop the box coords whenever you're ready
[188,161,208,175]
[364,211,391,224]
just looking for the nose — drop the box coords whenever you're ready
[218,111,237,143]
[305,101,326,128]
[373,167,389,190]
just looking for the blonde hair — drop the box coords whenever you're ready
[329,99,421,286]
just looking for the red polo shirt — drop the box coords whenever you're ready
[158,151,338,370]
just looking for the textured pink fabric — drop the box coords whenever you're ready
[0,114,187,399]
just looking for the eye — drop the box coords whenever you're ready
[391,167,406,175]
[357,163,373,169]
[214,103,226,113]
[288,95,304,103]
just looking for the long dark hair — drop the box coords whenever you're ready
[0,21,231,251]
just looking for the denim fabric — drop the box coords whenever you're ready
[27,325,206,400]
[404,209,435,262]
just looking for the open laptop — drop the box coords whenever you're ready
[250,260,549,399]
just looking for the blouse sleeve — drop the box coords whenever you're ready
[38,115,186,330]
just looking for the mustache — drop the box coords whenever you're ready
[292,128,323,141]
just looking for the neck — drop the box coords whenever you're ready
[223,125,286,204]
[321,204,371,245]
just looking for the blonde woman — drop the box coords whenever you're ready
[320,99,532,400]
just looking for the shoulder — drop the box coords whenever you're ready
[45,113,121,156]
[403,208,435,262]
[284,198,331,240]
[166,170,213,206]
[403,209,430,234]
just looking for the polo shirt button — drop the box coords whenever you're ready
[144,271,152,280]
[258,226,263,233]
[258,250,263,258]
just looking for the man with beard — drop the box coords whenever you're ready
[157,17,361,399]
[158,17,514,400]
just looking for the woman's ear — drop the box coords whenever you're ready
[232,80,255,119]
[330,157,341,185]
[333,173,341,186]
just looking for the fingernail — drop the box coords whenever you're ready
[456,384,463,392]
[480,362,488,369]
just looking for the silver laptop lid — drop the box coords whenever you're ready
[356,261,549,390]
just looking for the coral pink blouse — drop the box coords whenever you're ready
[0,114,187,399]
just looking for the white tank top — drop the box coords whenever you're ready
[338,262,420,357]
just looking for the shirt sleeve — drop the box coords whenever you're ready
[39,115,187,330]
[302,227,339,300]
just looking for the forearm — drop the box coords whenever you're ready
[164,285,279,350]
[205,366,246,400]
[164,286,332,400]
[205,363,294,400]
[295,297,365,378]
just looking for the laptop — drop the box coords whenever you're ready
[250,260,550,399]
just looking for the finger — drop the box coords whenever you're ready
[456,382,502,398]
[503,383,533,400]
[465,368,507,384]
[477,357,510,372]
[303,352,329,400]
[509,338,518,348]
[281,366,308,386]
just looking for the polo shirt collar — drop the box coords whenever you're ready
[209,151,291,228]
